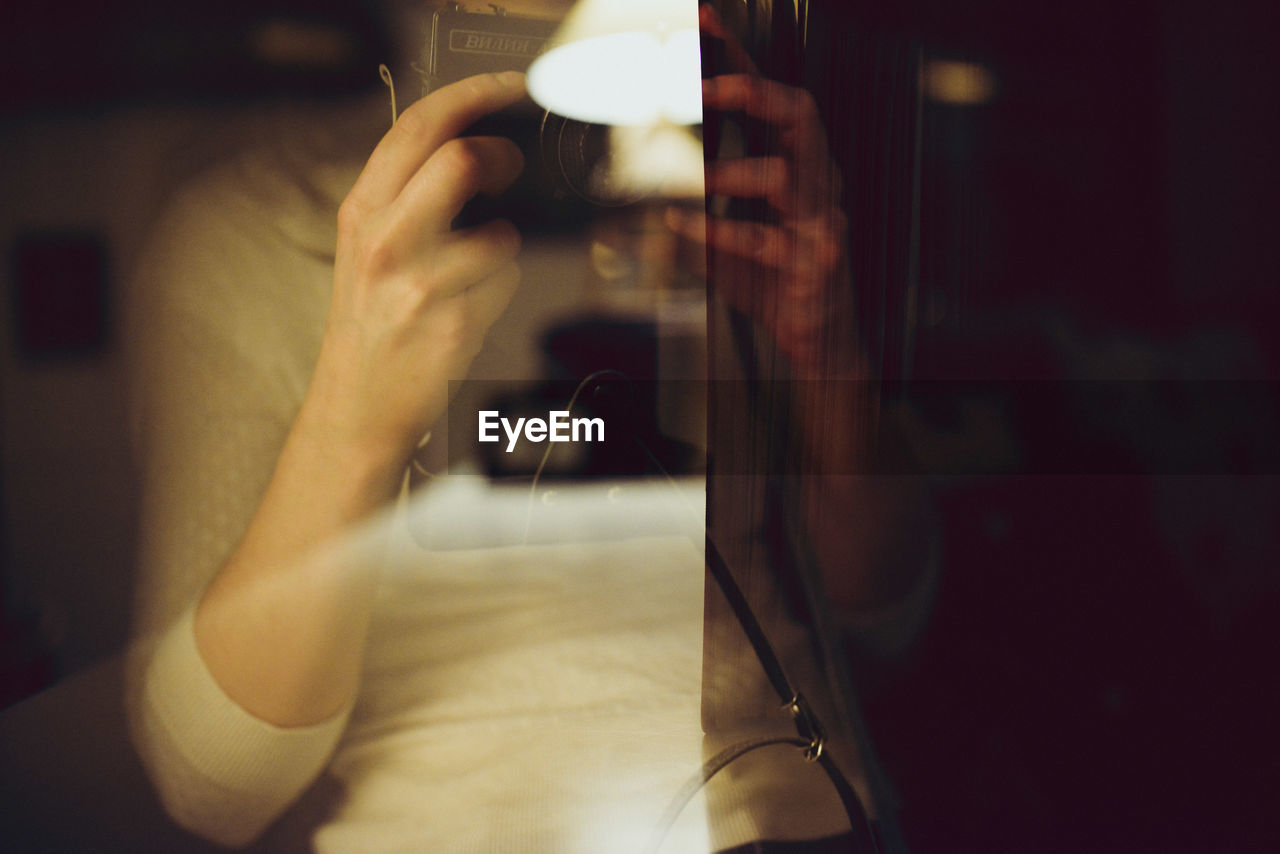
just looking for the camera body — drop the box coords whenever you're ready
[419,4,623,230]
[419,4,556,95]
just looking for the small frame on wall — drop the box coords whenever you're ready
[10,231,110,361]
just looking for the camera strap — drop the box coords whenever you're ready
[642,528,880,852]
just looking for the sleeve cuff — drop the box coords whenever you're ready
[134,607,350,847]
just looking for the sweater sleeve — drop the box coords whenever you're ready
[132,609,349,847]
[123,157,348,847]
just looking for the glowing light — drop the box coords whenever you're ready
[604,123,705,199]
[527,0,702,126]
[923,60,998,106]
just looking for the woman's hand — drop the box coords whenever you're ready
[305,71,528,472]
[194,73,530,729]
[665,5,852,377]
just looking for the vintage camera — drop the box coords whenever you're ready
[419,4,634,231]
[419,3,555,94]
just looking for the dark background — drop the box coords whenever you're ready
[2,1,1277,851]
[0,0,397,708]
[811,2,1280,852]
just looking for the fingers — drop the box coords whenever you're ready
[347,71,528,211]
[707,150,840,221]
[703,75,828,161]
[664,204,844,338]
[698,8,822,158]
[463,259,521,332]
[702,74,812,125]
[702,73,836,217]
[705,156,794,211]
[699,4,760,76]
[396,136,525,234]
[418,260,519,377]
[664,202,831,369]
[664,207,792,269]
[421,219,522,300]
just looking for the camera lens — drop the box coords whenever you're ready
[539,113,646,207]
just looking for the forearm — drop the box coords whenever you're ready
[806,474,933,614]
[790,354,933,615]
[188,72,526,732]
[194,392,407,728]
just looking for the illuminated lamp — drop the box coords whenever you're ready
[527,0,702,127]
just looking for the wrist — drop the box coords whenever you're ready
[287,392,410,507]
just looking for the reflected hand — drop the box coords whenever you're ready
[666,5,852,376]
[669,9,933,618]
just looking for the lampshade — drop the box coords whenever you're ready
[527,0,702,126]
